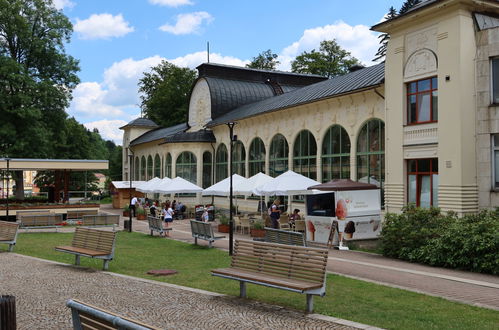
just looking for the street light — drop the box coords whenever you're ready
[5,158,10,221]
[128,148,134,233]
[227,122,236,256]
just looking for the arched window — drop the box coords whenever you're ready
[140,156,146,180]
[249,138,265,176]
[357,119,385,204]
[216,144,228,182]
[202,151,212,188]
[322,125,351,182]
[164,153,172,178]
[176,152,197,184]
[147,155,153,180]
[134,157,140,180]
[233,141,246,177]
[154,154,161,178]
[293,130,317,180]
[269,134,289,177]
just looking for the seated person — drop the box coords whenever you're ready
[149,200,159,217]
[289,209,301,227]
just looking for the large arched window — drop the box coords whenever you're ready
[134,157,140,180]
[140,156,146,180]
[322,125,351,182]
[249,138,265,176]
[203,151,212,188]
[216,144,228,182]
[147,155,153,180]
[164,153,172,178]
[293,130,317,180]
[357,119,385,204]
[176,152,197,184]
[233,141,246,177]
[154,154,161,178]
[269,134,289,177]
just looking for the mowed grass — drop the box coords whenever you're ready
[11,231,499,330]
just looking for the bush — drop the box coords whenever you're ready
[380,206,499,274]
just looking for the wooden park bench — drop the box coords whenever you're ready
[211,239,329,312]
[0,221,20,252]
[66,209,98,220]
[81,213,120,231]
[190,220,225,248]
[264,227,306,246]
[147,215,171,237]
[67,299,160,330]
[55,227,117,270]
[18,213,64,231]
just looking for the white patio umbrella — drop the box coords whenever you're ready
[202,174,247,196]
[254,170,320,196]
[136,177,163,193]
[235,172,273,196]
[155,176,203,194]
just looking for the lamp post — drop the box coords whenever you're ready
[128,149,134,233]
[5,158,10,221]
[227,122,236,256]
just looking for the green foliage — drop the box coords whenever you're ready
[399,0,422,15]
[138,60,197,128]
[218,212,229,225]
[136,207,146,215]
[373,6,398,62]
[291,40,360,78]
[123,204,130,211]
[246,49,280,70]
[381,206,499,274]
[252,221,264,230]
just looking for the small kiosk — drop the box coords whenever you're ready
[305,179,381,250]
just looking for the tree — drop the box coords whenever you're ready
[246,49,280,70]
[138,60,197,128]
[399,0,421,15]
[0,0,80,198]
[373,7,398,62]
[291,40,360,78]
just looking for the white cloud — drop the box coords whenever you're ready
[52,0,74,10]
[84,119,128,145]
[74,14,134,40]
[159,12,213,35]
[169,51,248,68]
[70,82,126,118]
[278,20,380,70]
[149,0,193,7]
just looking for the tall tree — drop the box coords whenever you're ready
[246,49,280,70]
[138,60,197,128]
[291,40,360,78]
[0,0,80,198]
[373,6,398,62]
[399,0,421,15]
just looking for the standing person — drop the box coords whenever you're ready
[163,201,174,236]
[202,207,210,222]
[269,199,281,229]
[130,195,138,218]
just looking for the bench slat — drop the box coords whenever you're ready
[56,246,110,256]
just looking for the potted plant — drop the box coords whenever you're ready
[250,221,266,238]
[136,207,147,220]
[217,213,230,233]
[122,204,130,217]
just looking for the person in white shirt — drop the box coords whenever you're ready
[163,201,174,236]
[202,208,209,222]
[130,195,138,218]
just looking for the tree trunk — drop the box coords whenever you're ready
[13,171,24,200]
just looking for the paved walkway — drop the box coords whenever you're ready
[109,205,499,311]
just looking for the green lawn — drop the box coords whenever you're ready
[10,231,499,330]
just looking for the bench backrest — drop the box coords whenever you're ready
[72,227,116,255]
[19,214,63,226]
[232,240,328,286]
[264,227,306,246]
[190,220,214,238]
[0,221,19,240]
[67,209,99,219]
[148,216,162,230]
[294,220,306,232]
[16,211,52,221]
[81,214,120,226]
[67,299,160,330]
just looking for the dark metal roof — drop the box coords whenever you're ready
[119,117,158,129]
[207,62,385,127]
[161,130,216,144]
[474,12,499,31]
[371,0,438,31]
[129,123,187,146]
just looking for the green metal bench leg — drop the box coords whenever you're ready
[75,255,80,266]
[194,237,198,245]
[240,281,247,298]
[8,244,14,252]
[306,294,314,313]
[103,260,109,270]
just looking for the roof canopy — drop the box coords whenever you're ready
[0,158,108,171]
[308,179,378,191]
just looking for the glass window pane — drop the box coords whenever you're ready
[432,159,438,172]
[432,174,439,206]
[418,79,431,91]
[417,93,431,122]
[409,95,417,123]
[494,134,499,148]
[432,77,438,89]
[418,159,430,172]
[495,150,499,187]
[408,82,417,94]
[432,91,438,121]
[493,58,499,104]
[408,174,416,204]
[408,160,416,173]
[420,175,431,208]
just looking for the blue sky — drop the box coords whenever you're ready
[53,0,406,144]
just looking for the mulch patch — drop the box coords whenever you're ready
[146,269,178,276]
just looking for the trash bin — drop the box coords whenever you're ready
[0,295,16,330]
[195,205,204,221]
[206,204,215,221]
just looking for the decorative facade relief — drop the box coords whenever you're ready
[403,123,438,145]
[188,79,212,131]
[406,26,438,58]
[404,49,438,79]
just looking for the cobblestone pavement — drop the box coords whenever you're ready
[0,253,372,330]
[103,205,499,311]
